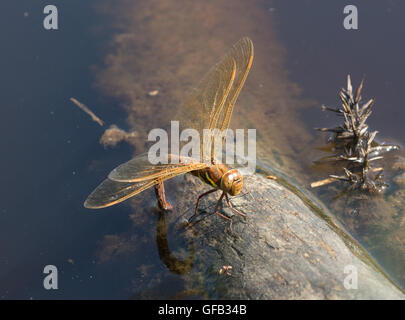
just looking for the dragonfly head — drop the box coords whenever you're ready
[221,169,243,196]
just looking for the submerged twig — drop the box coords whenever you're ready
[311,167,383,188]
[70,97,104,126]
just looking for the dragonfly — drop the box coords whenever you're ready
[84,37,254,224]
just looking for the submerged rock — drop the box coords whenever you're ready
[161,172,405,299]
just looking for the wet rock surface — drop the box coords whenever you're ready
[163,172,405,299]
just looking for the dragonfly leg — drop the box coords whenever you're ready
[191,188,218,219]
[225,193,247,217]
[155,182,173,211]
[214,192,233,230]
[214,192,225,212]
[241,186,256,201]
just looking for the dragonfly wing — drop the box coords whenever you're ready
[178,37,254,163]
[85,162,206,209]
[217,37,254,131]
[84,179,157,209]
[108,153,207,182]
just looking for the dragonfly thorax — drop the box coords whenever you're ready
[195,164,243,196]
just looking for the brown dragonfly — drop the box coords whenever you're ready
[84,37,254,224]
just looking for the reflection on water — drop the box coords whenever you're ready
[156,209,195,275]
[2,0,405,299]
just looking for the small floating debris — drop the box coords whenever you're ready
[267,175,277,180]
[219,265,232,276]
[311,75,399,192]
[70,97,104,126]
[148,90,159,96]
[99,124,138,148]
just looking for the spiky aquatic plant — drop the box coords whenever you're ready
[313,75,399,193]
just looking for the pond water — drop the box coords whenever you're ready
[1,0,404,299]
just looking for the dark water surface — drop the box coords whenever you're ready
[1,0,404,299]
[0,1,133,299]
[274,0,405,142]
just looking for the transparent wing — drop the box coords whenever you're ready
[84,179,157,209]
[84,164,201,209]
[177,37,254,163]
[217,37,254,132]
[108,153,207,182]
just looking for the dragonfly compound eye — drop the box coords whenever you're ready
[221,169,243,196]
